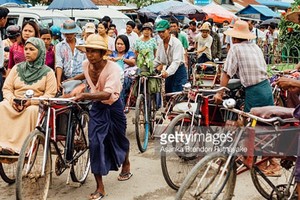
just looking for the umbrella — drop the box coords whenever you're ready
[138,0,189,17]
[201,2,237,24]
[46,0,98,17]
[261,18,280,26]
[159,3,205,16]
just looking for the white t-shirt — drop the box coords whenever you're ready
[195,33,213,60]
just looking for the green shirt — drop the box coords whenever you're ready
[178,33,188,49]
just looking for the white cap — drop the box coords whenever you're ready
[85,22,96,33]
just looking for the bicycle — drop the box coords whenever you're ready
[160,86,232,191]
[15,92,90,200]
[175,99,299,200]
[135,74,162,153]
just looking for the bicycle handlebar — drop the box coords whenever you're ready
[192,86,230,93]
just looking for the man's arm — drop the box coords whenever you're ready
[214,71,230,103]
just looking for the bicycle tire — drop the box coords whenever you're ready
[161,113,202,191]
[0,159,17,184]
[70,111,90,183]
[16,130,51,200]
[250,156,295,199]
[135,94,149,153]
[175,152,237,200]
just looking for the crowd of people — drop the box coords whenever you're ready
[0,5,299,200]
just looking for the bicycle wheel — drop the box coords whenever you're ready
[176,152,237,200]
[251,156,295,199]
[161,113,202,190]
[0,158,17,184]
[16,130,51,200]
[70,111,90,183]
[135,94,149,153]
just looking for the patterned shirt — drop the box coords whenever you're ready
[55,39,86,79]
[224,41,268,87]
[135,38,157,62]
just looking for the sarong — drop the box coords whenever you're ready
[245,79,274,112]
[89,98,129,175]
[165,64,187,93]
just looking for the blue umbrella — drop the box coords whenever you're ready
[0,0,26,4]
[46,0,98,17]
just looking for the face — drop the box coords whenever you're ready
[170,23,179,32]
[158,29,169,40]
[116,38,126,53]
[0,16,8,28]
[248,21,254,30]
[189,24,196,31]
[126,25,133,34]
[64,33,76,41]
[142,28,152,37]
[107,29,115,37]
[40,33,52,47]
[24,43,39,62]
[85,48,105,64]
[97,24,107,35]
[22,24,36,41]
[201,30,209,38]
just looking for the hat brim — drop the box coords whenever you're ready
[142,26,153,31]
[286,11,300,24]
[155,27,168,32]
[200,28,210,31]
[224,29,256,40]
[76,44,107,52]
[61,26,82,34]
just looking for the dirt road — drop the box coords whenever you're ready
[0,111,263,200]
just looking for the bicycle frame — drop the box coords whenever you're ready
[30,97,89,176]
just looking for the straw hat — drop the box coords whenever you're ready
[200,22,211,31]
[84,22,96,33]
[286,10,300,24]
[76,34,108,52]
[224,20,256,40]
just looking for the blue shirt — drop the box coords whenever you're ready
[55,39,86,79]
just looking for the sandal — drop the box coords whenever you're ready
[262,167,282,177]
[117,172,133,181]
[1,148,18,155]
[89,191,104,200]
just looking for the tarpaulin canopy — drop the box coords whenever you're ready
[201,2,237,24]
[0,0,26,5]
[138,0,206,20]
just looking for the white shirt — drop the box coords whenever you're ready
[249,27,265,44]
[153,36,184,76]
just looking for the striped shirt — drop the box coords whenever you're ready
[224,41,268,87]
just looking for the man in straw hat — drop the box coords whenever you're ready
[154,19,187,93]
[214,20,274,112]
[195,22,213,63]
[74,34,132,200]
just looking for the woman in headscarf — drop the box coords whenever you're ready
[0,37,57,154]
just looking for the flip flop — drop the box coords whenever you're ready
[117,172,133,181]
[89,191,104,200]
[1,148,17,155]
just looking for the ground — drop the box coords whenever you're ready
[0,110,264,200]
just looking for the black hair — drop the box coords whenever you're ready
[109,23,116,29]
[40,28,53,37]
[137,23,143,31]
[98,21,109,33]
[269,22,276,29]
[223,20,229,24]
[0,7,9,18]
[126,21,136,29]
[115,35,130,53]
[21,20,40,44]
[170,20,179,26]
[169,30,178,38]
[102,16,112,23]
[206,18,213,26]
[189,21,196,26]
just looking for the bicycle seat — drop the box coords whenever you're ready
[227,79,241,90]
[250,106,295,119]
[172,102,197,113]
